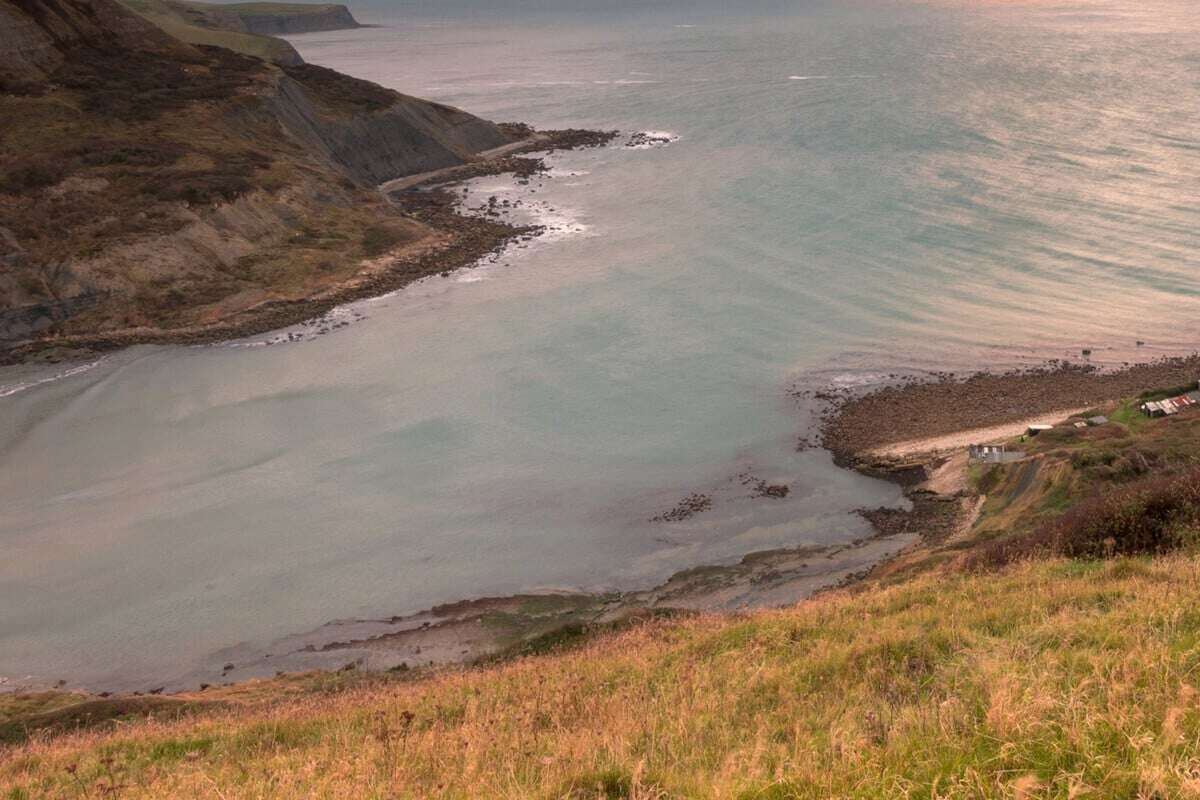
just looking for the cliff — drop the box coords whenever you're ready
[0,0,514,350]
[114,1,365,66]
[220,1,360,35]
[116,0,305,65]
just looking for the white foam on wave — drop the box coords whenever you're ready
[625,131,681,150]
[486,80,589,88]
[528,201,594,243]
[0,358,104,399]
[225,305,367,349]
[544,167,590,178]
[788,74,876,81]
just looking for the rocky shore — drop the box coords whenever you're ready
[0,128,617,366]
[809,353,1200,593]
[820,356,1200,464]
[178,528,916,693]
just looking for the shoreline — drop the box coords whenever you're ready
[819,355,1200,467]
[9,353,1199,694]
[0,529,916,696]
[0,128,616,368]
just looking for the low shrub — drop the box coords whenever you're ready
[972,467,1200,568]
[0,160,65,194]
[283,63,396,114]
[151,172,252,205]
[360,224,406,257]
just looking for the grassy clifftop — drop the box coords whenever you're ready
[4,555,1200,797]
[6,394,1200,797]
[115,0,364,65]
[116,0,305,64]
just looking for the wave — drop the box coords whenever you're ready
[224,306,368,348]
[0,358,104,399]
[625,131,681,149]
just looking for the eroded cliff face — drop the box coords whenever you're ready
[271,65,511,185]
[0,0,515,350]
[234,3,359,35]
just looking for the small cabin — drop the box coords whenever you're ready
[968,443,1025,464]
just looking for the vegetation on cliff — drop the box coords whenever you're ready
[114,0,362,66]
[0,0,513,356]
[115,0,304,65]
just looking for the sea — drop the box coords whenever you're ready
[3,0,1200,689]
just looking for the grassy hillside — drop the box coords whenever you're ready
[116,0,303,65]
[5,555,1200,798]
[6,395,1200,797]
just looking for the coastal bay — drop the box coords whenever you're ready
[5,0,1200,692]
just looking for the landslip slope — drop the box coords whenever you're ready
[0,0,513,355]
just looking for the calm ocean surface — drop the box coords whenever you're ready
[3,0,1200,688]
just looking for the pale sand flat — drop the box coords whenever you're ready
[868,407,1091,459]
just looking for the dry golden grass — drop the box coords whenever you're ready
[6,554,1200,798]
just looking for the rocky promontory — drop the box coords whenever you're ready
[226,2,361,35]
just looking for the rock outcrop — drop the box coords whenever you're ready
[231,3,359,35]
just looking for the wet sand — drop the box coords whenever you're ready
[182,528,916,693]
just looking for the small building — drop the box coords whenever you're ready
[1087,416,1108,426]
[969,443,1025,464]
[1026,424,1053,436]
[1140,385,1200,418]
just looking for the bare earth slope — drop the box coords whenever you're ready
[0,0,514,356]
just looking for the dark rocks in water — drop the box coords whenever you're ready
[651,493,713,523]
[625,131,678,149]
[739,472,791,499]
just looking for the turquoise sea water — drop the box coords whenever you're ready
[3,0,1200,689]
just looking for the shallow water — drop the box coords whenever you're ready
[3,0,1200,689]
